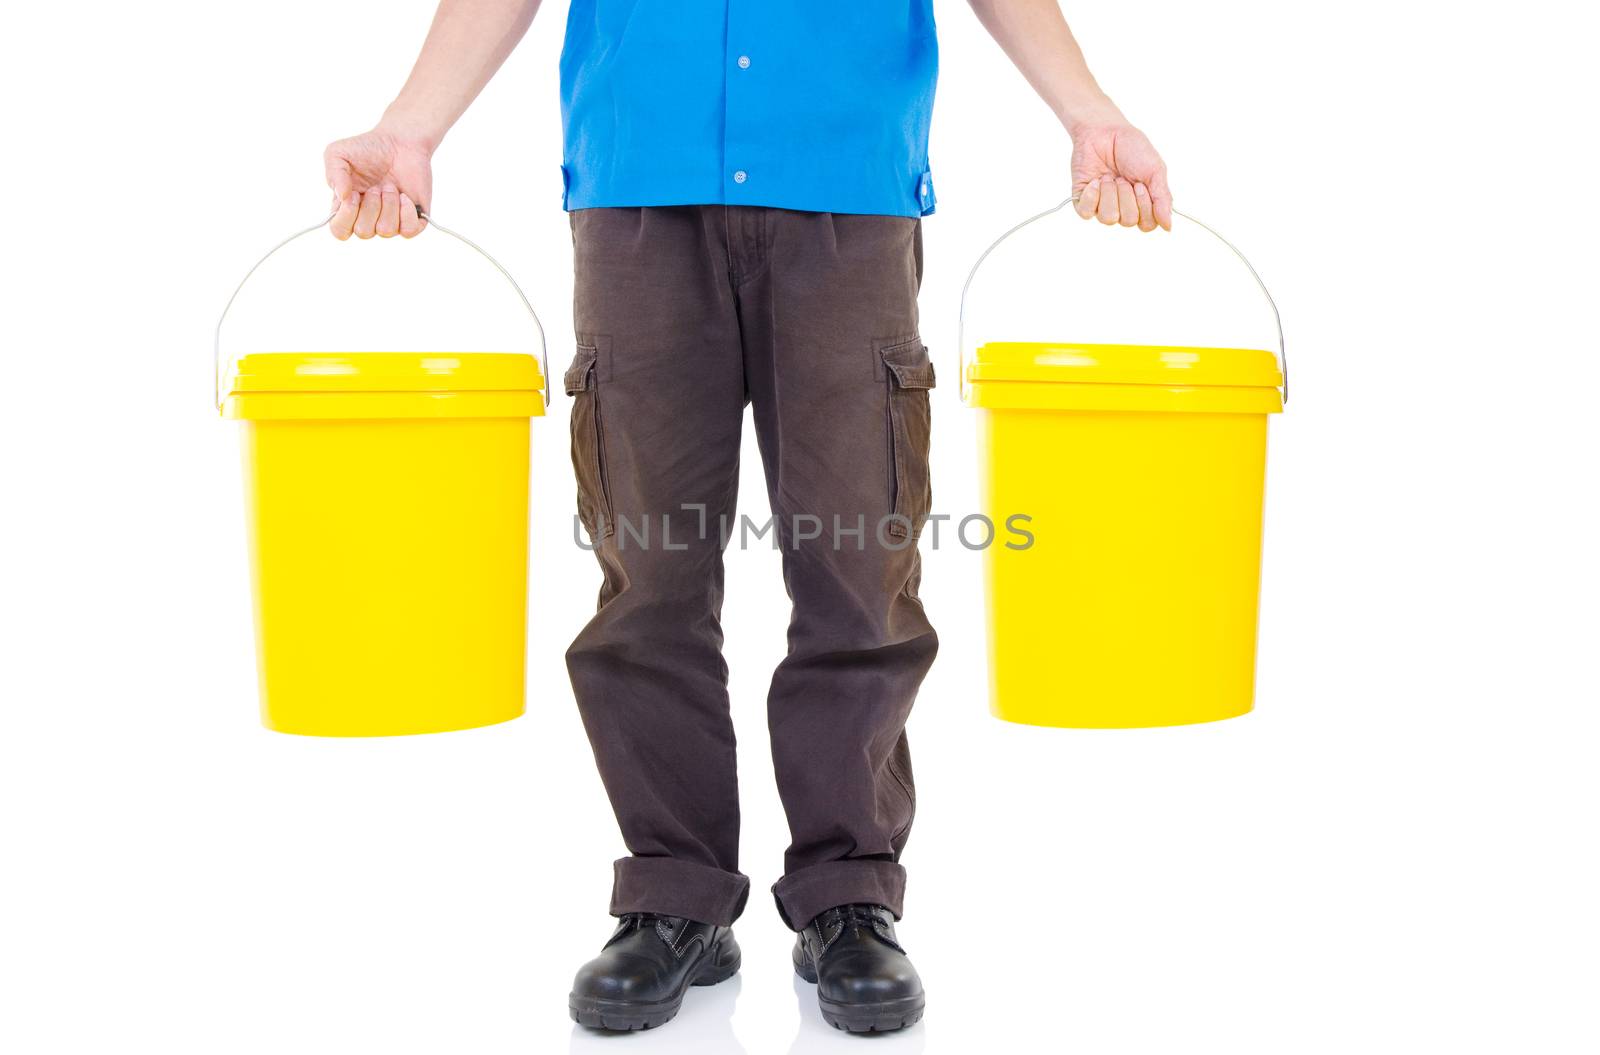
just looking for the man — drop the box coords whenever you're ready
[325,0,1171,1033]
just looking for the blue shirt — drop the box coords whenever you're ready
[559,1,939,218]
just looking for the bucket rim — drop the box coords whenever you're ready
[225,351,545,396]
[967,342,1283,391]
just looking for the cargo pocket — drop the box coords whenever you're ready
[880,338,936,539]
[565,343,613,539]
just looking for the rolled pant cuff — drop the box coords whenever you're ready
[771,859,907,931]
[610,856,751,927]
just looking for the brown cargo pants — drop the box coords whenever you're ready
[563,205,937,930]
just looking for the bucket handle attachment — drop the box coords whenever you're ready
[213,211,550,411]
[956,197,1287,405]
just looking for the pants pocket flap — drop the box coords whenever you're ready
[564,345,598,395]
[880,340,936,390]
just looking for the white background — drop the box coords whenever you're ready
[2,2,1597,1052]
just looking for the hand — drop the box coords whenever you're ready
[323,128,434,240]
[1070,124,1172,232]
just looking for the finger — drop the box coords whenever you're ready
[325,153,353,202]
[1075,179,1101,219]
[1134,182,1157,232]
[1150,166,1174,231]
[353,190,382,239]
[399,193,422,238]
[1097,180,1119,224]
[376,185,401,237]
[330,192,360,241]
[1115,179,1139,227]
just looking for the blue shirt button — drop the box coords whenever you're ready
[737,55,751,69]
[734,170,748,184]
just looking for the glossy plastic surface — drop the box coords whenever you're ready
[970,343,1280,728]
[966,343,1283,414]
[230,351,544,394]
[231,353,536,736]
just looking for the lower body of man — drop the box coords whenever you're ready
[561,206,936,1033]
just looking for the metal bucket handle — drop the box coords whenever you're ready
[213,211,550,410]
[956,197,1287,405]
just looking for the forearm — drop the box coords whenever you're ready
[966,0,1122,134]
[381,0,543,149]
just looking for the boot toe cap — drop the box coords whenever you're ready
[818,952,923,1004]
[571,956,657,1001]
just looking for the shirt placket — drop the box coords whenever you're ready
[723,0,757,203]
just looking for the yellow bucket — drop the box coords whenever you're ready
[216,217,548,736]
[960,203,1286,728]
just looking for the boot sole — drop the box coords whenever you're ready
[793,952,926,1033]
[569,946,740,1031]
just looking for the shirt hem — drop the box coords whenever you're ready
[564,189,931,220]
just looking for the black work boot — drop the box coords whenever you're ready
[793,904,925,1032]
[569,913,741,1031]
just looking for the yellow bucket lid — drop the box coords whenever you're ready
[228,352,543,393]
[966,343,1283,414]
[970,343,1281,387]
[223,352,545,421]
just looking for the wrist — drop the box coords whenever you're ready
[1057,96,1127,139]
[376,104,445,155]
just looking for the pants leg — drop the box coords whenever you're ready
[729,207,940,930]
[565,207,751,926]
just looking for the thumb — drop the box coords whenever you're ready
[325,154,354,201]
[393,157,433,219]
[1149,167,1174,232]
[325,154,359,239]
